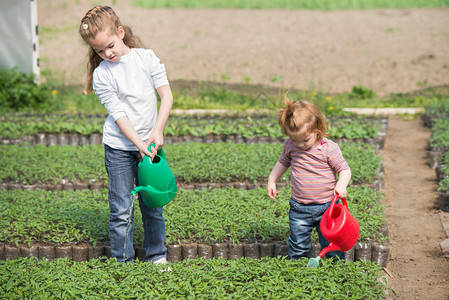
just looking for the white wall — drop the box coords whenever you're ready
[0,0,39,81]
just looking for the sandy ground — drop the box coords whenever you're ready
[38,1,449,96]
[37,1,449,298]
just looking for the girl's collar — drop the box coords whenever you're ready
[316,137,327,150]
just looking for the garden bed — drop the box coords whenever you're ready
[0,238,390,268]
[0,186,389,266]
[0,113,388,150]
[0,142,384,191]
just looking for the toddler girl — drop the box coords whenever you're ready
[267,100,351,262]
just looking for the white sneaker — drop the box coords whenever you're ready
[153,257,167,264]
[153,257,171,272]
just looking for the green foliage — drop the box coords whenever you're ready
[0,68,57,112]
[0,257,389,299]
[429,118,449,150]
[0,113,384,140]
[3,71,444,114]
[0,186,385,246]
[0,144,107,185]
[168,142,382,185]
[0,142,381,186]
[172,84,443,113]
[52,83,107,114]
[340,143,382,185]
[168,142,284,183]
[347,187,386,242]
[166,115,383,139]
[173,87,269,110]
[349,85,376,99]
[426,98,449,119]
[438,152,449,193]
[166,186,385,244]
[0,189,110,246]
[0,113,105,138]
[166,187,289,244]
[438,177,449,194]
[327,116,383,139]
[425,100,449,195]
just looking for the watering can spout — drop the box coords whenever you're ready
[132,184,177,198]
[317,243,341,258]
[131,186,145,195]
[132,183,177,208]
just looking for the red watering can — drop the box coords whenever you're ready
[307,194,360,268]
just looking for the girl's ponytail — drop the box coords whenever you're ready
[82,48,102,95]
[278,98,295,136]
[278,99,328,140]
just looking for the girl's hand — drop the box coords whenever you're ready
[137,140,153,159]
[146,130,164,159]
[267,182,279,199]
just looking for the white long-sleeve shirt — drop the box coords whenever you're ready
[93,48,169,150]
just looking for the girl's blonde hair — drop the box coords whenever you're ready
[278,99,327,142]
[79,6,143,94]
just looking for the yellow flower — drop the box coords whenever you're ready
[312,92,317,96]
[326,96,332,101]
[329,106,334,110]
[51,90,58,96]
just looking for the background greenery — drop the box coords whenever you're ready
[1,68,446,115]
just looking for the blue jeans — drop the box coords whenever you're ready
[104,144,167,263]
[288,198,345,262]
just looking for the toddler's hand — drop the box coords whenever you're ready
[334,186,347,199]
[267,182,279,199]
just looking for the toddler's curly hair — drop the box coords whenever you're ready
[278,99,327,142]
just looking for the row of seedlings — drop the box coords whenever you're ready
[424,99,449,210]
[0,113,387,150]
[0,142,384,192]
[0,186,388,266]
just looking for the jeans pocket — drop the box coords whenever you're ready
[289,199,306,214]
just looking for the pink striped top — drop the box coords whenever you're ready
[278,137,350,204]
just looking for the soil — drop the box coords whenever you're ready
[37,1,449,298]
[38,1,449,96]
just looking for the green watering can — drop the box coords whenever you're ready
[131,144,177,208]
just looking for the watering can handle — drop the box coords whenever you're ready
[146,143,167,162]
[328,193,348,218]
[327,194,347,229]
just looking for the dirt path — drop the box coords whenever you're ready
[380,116,449,299]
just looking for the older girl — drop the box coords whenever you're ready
[79,6,173,264]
